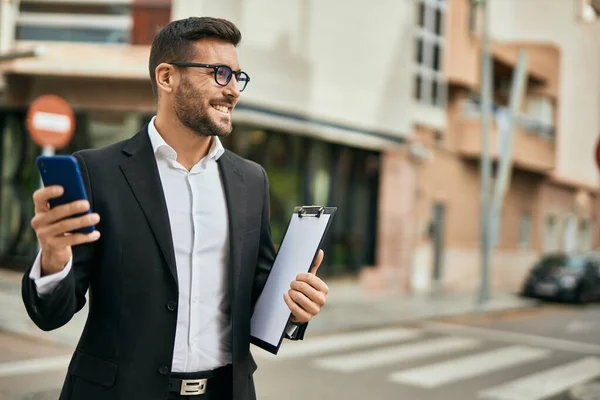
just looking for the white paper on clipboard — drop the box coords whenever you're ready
[250,207,334,354]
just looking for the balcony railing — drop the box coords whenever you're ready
[462,98,555,140]
[456,98,555,173]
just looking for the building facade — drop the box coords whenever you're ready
[400,0,600,294]
[2,0,599,296]
[0,0,413,281]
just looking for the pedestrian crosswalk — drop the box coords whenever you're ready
[252,323,600,399]
[389,345,551,388]
[479,357,600,400]
[314,336,481,373]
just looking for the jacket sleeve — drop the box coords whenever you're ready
[21,152,97,332]
[251,166,309,341]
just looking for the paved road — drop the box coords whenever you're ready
[0,331,70,400]
[252,304,600,400]
[1,303,599,399]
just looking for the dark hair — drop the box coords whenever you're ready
[148,17,242,96]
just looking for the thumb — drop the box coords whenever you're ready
[309,249,324,275]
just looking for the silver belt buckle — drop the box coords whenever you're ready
[180,378,208,396]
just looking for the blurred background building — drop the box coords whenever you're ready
[409,0,600,295]
[0,0,599,297]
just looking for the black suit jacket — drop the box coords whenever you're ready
[21,127,308,400]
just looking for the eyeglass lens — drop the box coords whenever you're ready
[216,66,249,91]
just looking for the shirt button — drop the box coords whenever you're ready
[167,301,177,311]
[158,365,169,375]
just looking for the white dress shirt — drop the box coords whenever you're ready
[30,117,233,372]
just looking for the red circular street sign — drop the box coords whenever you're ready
[26,94,75,149]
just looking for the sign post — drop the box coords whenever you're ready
[26,94,76,250]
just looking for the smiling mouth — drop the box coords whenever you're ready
[212,104,231,115]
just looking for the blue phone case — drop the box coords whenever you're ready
[36,155,95,234]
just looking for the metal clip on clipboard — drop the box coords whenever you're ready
[297,206,325,218]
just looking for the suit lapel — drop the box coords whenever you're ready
[217,151,246,300]
[116,131,246,293]
[119,129,178,285]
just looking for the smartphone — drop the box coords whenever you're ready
[36,155,95,234]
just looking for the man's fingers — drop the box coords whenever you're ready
[49,200,91,224]
[290,281,327,307]
[34,212,98,243]
[53,231,101,248]
[294,273,329,295]
[33,186,63,213]
[42,231,101,252]
[288,289,321,315]
[284,293,311,322]
[44,213,99,237]
[33,200,91,229]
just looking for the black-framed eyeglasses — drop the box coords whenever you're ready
[168,61,250,92]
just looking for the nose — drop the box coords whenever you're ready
[223,77,241,100]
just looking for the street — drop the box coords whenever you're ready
[0,330,71,400]
[252,304,600,400]
[0,303,599,399]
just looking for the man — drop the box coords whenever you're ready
[22,17,329,400]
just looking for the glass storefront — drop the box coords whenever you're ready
[223,125,380,278]
[0,109,380,277]
[0,107,98,266]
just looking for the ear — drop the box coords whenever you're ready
[155,63,177,94]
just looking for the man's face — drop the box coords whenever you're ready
[173,39,242,137]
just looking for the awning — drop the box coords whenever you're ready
[234,103,406,151]
[3,41,149,80]
[3,42,407,151]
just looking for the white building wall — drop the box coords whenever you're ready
[172,0,416,139]
[488,0,600,188]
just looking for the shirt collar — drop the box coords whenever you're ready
[147,116,225,162]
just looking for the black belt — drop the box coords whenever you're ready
[168,364,232,397]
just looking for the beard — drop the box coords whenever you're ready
[174,76,233,137]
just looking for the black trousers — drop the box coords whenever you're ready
[167,365,233,400]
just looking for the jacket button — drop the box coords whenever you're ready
[158,365,169,375]
[167,301,177,311]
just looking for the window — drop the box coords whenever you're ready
[17,26,130,43]
[563,215,578,253]
[578,219,593,252]
[220,126,380,277]
[543,214,559,253]
[15,1,132,44]
[434,129,444,145]
[519,211,532,249]
[468,0,480,34]
[520,96,555,139]
[413,0,447,107]
[525,96,553,124]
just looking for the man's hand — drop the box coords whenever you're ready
[283,249,329,324]
[31,186,101,276]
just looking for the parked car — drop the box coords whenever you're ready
[521,252,600,303]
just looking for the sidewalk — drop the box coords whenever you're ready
[0,268,540,347]
[306,279,540,335]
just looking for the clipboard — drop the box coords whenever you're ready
[250,205,337,355]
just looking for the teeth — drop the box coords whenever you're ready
[213,105,229,114]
